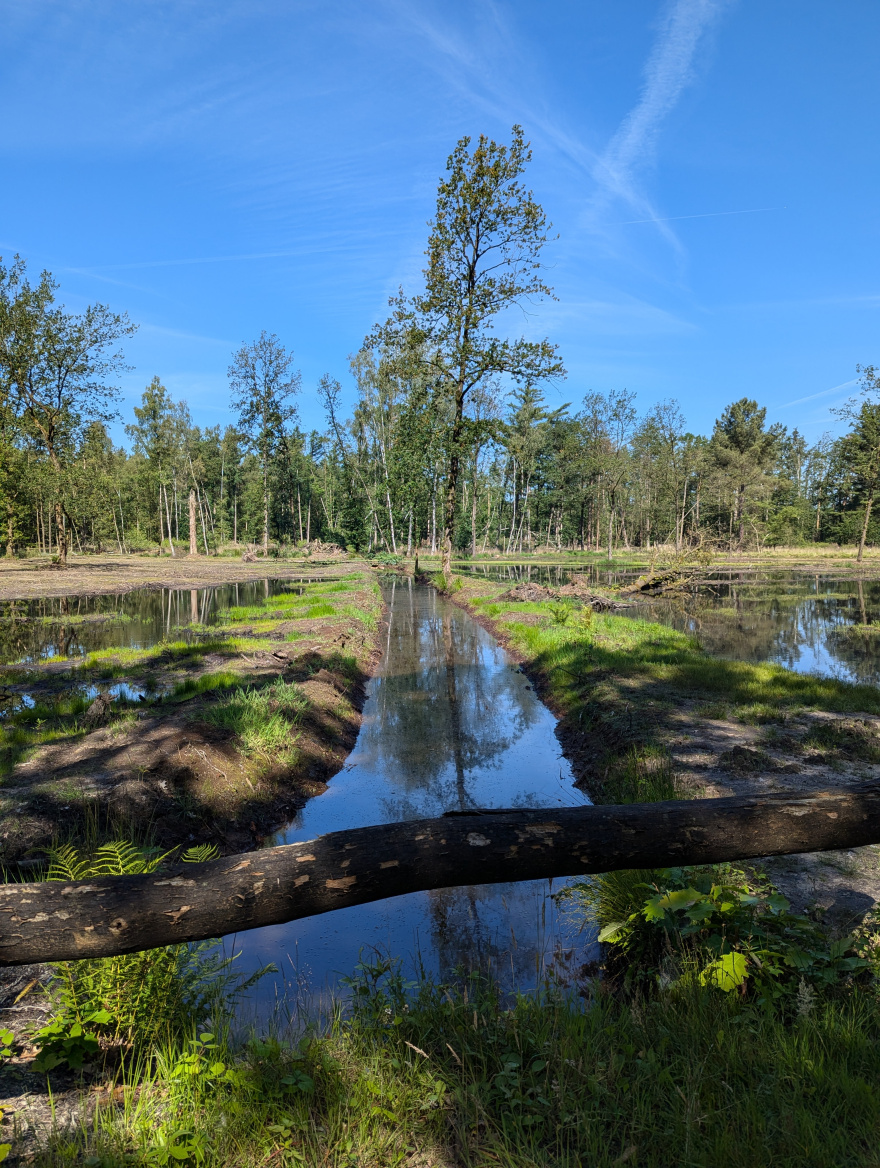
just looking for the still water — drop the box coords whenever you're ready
[229,580,589,1019]
[459,563,880,687]
[0,578,314,665]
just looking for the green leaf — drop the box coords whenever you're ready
[686,900,717,923]
[598,921,627,943]
[700,951,749,992]
[643,897,667,922]
[782,947,814,971]
[660,888,703,910]
[0,1144,11,1163]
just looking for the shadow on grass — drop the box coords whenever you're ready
[29,967,880,1168]
[497,612,880,793]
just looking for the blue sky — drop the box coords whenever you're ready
[2,0,878,444]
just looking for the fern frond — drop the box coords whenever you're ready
[46,844,92,882]
[181,843,220,864]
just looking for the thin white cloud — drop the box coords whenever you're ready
[136,323,236,348]
[589,0,727,247]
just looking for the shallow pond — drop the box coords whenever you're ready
[0,578,318,665]
[229,580,590,1021]
[459,563,880,687]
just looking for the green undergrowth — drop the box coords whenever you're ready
[510,612,880,717]
[167,670,242,704]
[220,579,366,626]
[0,688,141,778]
[458,577,880,791]
[22,954,880,1168]
[11,822,880,1166]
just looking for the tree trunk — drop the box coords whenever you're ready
[471,475,478,557]
[263,466,270,554]
[858,488,874,563]
[189,490,197,555]
[607,503,614,561]
[54,498,68,565]
[442,388,465,577]
[163,485,176,557]
[3,785,880,966]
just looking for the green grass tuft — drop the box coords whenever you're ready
[203,677,307,760]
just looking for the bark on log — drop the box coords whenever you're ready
[3,784,880,966]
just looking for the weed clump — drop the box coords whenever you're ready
[600,745,680,803]
[204,676,307,760]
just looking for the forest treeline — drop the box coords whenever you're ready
[2,126,880,566]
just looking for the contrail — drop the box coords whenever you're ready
[616,206,776,226]
[776,379,858,410]
[590,0,728,242]
[66,249,306,273]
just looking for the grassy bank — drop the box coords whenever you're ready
[10,935,880,1167]
[449,575,880,797]
[0,570,383,861]
[416,545,880,573]
[7,576,880,1165]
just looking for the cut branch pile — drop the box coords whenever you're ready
[620,566,710,596]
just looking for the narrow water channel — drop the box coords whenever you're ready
[230,580,589,1020]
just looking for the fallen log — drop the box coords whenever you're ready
[3,783,880,966]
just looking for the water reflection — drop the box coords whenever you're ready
[457,564,880,686]
[649,572,880,685]
[0,578,315,664]
[230,580,588,1019]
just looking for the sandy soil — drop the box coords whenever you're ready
[0,551,359,601]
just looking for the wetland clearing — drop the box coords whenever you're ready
[4,552,880,1165]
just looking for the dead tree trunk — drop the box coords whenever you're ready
[3,785,880,966]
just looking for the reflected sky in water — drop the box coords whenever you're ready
[228,580,590,1023]
[459,563,880,687]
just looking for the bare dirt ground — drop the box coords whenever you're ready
[0,561,383,861]
[0,551,357,601]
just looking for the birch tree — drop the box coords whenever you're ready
[0,256,135,564]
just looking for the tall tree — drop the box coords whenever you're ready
[0,256,135,564]
[228,332,300,552]
[126,377,191,555]
[710,398,782,550]
[373,126,564,575]
[835,366,880,562]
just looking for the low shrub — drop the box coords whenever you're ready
[565,864,871,1005]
